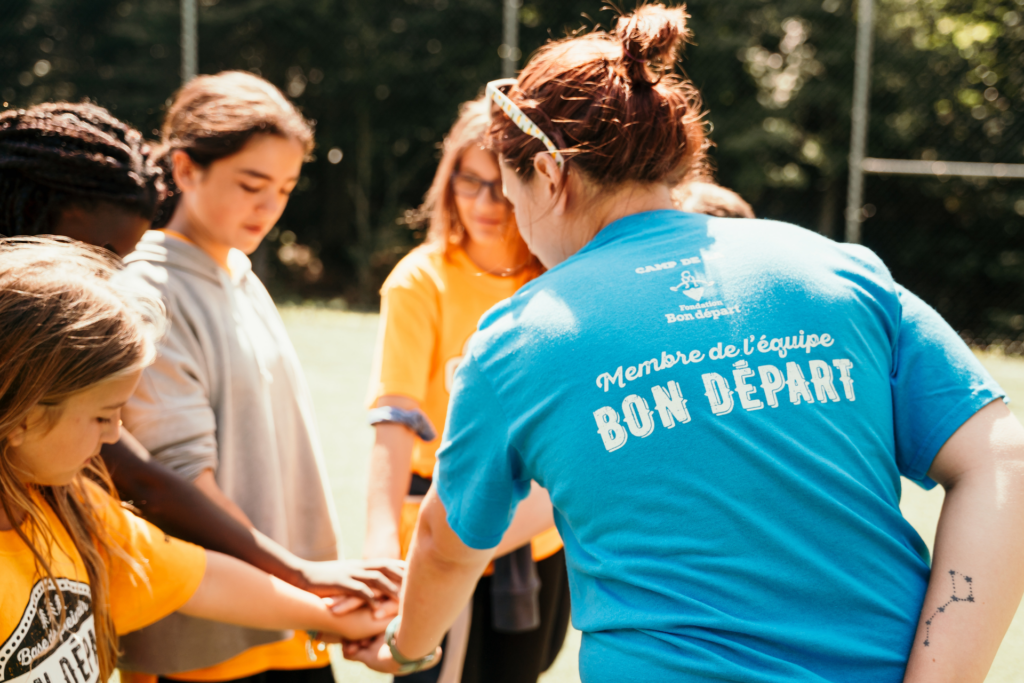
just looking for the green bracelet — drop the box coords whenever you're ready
[385,616,438,674]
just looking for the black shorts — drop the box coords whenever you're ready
[403,548,572,683]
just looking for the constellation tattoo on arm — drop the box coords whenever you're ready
[923,570,975,646]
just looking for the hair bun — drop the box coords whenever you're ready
[615,4,690,85]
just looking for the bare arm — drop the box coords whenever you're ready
[364,395,419,560]
[181,551,397,641]
[103,432,402,603]
[345,486,493,673]
[194,468,254,527]
[102,432,256,552]
[903,400,1024,683]
[364,395,555,563]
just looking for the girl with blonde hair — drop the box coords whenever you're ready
[363,97,570,682]
[0,238,392,683]
[0,100,401,615]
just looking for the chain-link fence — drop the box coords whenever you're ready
[2,0,1022,343]
[683,0,1024,349]
[858,0,1024,350]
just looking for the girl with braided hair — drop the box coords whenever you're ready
[0,102,159,256]
[0,100,403,672]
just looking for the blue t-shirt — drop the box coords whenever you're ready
[434,210,1004,683]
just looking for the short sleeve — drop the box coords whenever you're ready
[121,279,218,482]
[90,487,207,635]
[366,258,440,407]
[892,285,1006,488]
[434,359,531,549]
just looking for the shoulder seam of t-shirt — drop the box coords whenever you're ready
[382,247,444,290]
[382,273,441,308]
[904,388,1004,484]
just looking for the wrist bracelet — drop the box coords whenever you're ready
[385,616,438,674]
[368,406,438,441]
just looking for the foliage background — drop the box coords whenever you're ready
[1,0,1022,340]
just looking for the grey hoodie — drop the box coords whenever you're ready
[117,231,340,674]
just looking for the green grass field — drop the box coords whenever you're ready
[280,306,1024,683]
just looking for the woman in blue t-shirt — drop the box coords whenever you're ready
[345,5,1024,682]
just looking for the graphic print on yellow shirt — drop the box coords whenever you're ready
[0,486,206,683]
[1,578,96,683]
[368,245,561,562]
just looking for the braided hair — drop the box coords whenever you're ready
[0,102,162,236]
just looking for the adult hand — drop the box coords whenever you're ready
[342,633,442,676]
[297,559,406,606]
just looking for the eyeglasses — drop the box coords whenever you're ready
[450,172,506,204]
[486,78,566,171]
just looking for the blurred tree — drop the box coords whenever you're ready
[1,0,1021,339]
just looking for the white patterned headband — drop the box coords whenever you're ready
[486,78,566,171]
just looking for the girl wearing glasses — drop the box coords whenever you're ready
[348,4,1024,682]
[363,97,571,682]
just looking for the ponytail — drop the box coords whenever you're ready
[616,4,691,87]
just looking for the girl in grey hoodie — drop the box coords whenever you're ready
[118,71,366,682]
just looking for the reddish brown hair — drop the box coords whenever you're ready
[151,70,314,227]
[489,3,707,187]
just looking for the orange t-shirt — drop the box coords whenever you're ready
[368,245,561,562]
[152,632,328,682]
[0,484,206,683]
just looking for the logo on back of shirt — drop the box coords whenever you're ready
[669,270,714,301]
[633,252,741,324]
[0,579,98,683]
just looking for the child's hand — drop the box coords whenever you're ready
[297,558,406,602]
[321,599,398,642]
[328,592,396,620]
[342,633,442,676]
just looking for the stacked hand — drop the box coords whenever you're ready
[296,558,405,645]
[297,558,405,619]
[341,632,442,675]
[311,596,400,643]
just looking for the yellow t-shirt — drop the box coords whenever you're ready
[0,484,206,683]
[155,631,329,682]
[368,245,562,563]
